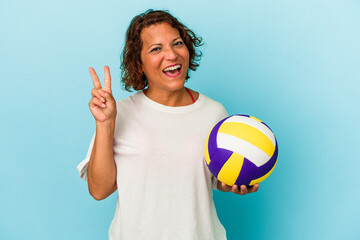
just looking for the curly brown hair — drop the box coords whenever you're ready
[120,9,203,91]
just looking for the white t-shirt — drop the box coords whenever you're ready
[77,91,228,240]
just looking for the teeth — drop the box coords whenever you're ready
[163,64,181,72]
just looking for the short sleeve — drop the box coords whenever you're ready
[212,176,219,190]
[211,102,227,191]
[220,104,229,119]
[76,133,95,182]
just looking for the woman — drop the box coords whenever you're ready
[77,9,259,240]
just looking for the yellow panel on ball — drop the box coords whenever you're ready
[217,152,244,186]
[218,122,275,157]
[204,114,278,187]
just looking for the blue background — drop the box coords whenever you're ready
[1,0,359,239]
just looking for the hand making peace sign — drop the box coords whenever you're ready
[88,66,117,123]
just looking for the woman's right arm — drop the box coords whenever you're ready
[87,66,117,200]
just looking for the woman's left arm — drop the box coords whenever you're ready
[217,181,259,195]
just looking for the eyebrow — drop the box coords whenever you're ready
[147,37,182,50]
[172,37,181,42]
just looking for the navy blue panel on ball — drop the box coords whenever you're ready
[208,148,233,178]
[234,114,250,118]
[235,157,258,186]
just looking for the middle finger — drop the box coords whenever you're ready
[89,67,102,89]
[240,185,248,195]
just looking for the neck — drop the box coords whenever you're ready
[144,87,195,107]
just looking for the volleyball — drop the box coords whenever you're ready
[204,114,278,187]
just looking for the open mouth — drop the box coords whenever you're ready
[163,64,182,77]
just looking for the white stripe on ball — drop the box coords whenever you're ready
[217,132,270,167]
[223,116,276,146]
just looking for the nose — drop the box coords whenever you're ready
[164,46,177,60]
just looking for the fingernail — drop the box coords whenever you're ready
[102,103,106,108]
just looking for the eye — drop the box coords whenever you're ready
[150,47,161,53]
[174,41,184,47]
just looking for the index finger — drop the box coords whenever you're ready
[103,65,112,93]
[249,184,259,193]
[89,67,102,89]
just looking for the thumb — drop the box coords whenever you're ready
[99,89,114,101]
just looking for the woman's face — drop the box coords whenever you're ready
[140,22,190,93]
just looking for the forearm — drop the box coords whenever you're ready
[87,120,117,200]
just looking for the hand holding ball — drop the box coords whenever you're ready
[205,115,278,187]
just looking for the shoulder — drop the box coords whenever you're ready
[200,93,227,111]
[113,92,145,129]
[113,92,147,122]
[198,93,228,120]
[115,91,144,109]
